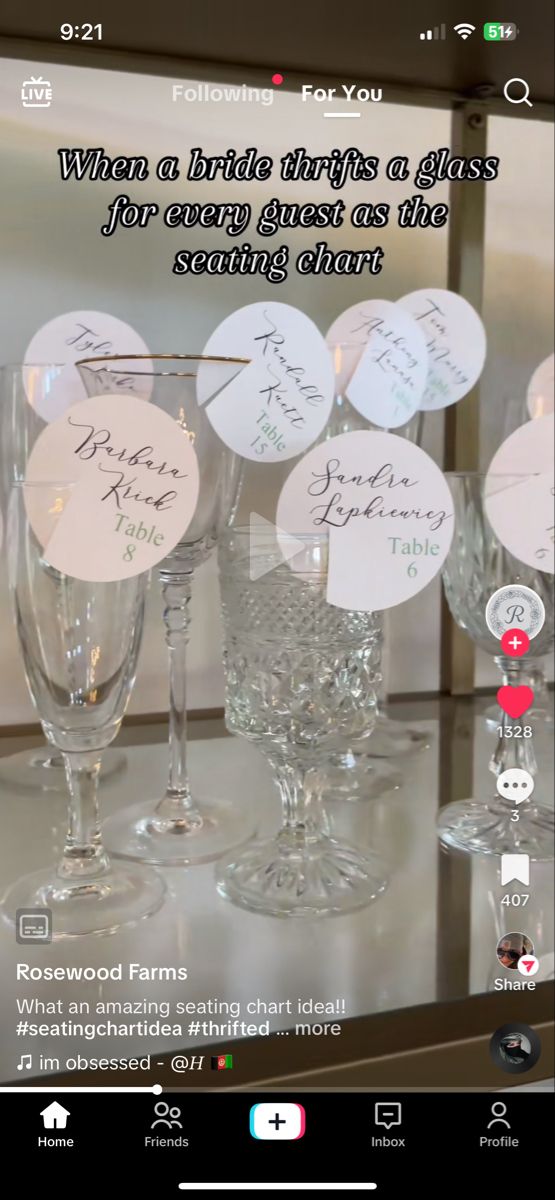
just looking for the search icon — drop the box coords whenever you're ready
[504,78,533,107]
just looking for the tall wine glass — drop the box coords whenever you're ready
[77,354,253,865]
[481,398,552,732]
[323,344,429,782]
[0,364,126,790]
[216,526,388,917]
[438,472,554,857]
[1,482,164,937]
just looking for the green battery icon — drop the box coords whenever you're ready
[483,22,518,40]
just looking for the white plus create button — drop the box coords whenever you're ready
[250,1103,306,1140]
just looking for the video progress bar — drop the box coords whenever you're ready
[1,1085,162,1094]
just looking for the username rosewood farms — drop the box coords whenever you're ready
[16,963,188,981]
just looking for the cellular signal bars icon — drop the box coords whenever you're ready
[420,24,446,40]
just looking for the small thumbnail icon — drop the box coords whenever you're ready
[211,1054,233,1071]
[490,1023,541,1073]
[16,908,52,944]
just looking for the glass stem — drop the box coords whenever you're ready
[374,621,387,717]
[157,572,200,824]
[525,659,549,716]
[269,757,329,849]
[490,656,537,780]
[58,750,109,879]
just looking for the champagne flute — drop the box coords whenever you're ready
[2,482,164,937]
[77,354,253,865]
[0,363,126,790]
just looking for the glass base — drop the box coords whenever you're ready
[0,747,127,794]
[104,796,255,866]
[361,713,431,758]
[437,799,555,859]
[322,751,402,801]
[216,832,389,917]
[2,861,165,938]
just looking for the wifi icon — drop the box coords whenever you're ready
[454,22,476,39]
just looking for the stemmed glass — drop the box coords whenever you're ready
[481,398,553,732]
[2,482,164,937]
[77,354,253,865]
[216,526,388,917]
[438,472,554,857]
[0,363,126,791]
[323,343,429,783]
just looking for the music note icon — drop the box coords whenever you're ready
[17,1053,32,1071]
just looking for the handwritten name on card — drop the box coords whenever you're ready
[399,288,486,411]
[277,430,454,610]
[326,299,428,428]
[198,302,333,461]
[24,310,151,421]
[24,394,199,581]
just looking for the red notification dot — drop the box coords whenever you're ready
[272,73,284,85]
[501,628,530,657]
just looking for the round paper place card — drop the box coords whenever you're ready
[276,430,454,611]
[23,310,152,422]
[485,414,554,573]
[526,353,554,419]
[326,299,428,428]
[198,302,334,462]
[24,394,199,582]
[398,288,486,411]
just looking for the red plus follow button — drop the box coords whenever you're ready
[501,628,530,657]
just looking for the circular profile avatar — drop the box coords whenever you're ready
[496,932,534,971]
[499,1032,532,1067]
[490,1021,541,1074]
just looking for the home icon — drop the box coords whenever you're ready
[40,1101,70,1129]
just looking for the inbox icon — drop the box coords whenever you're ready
[250,1103,306,1140]
[375,1101,402,1130]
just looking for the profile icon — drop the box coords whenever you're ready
[496,932,534,970]
[490,1023,541,1074]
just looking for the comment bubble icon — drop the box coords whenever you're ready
[496,768,535,804]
